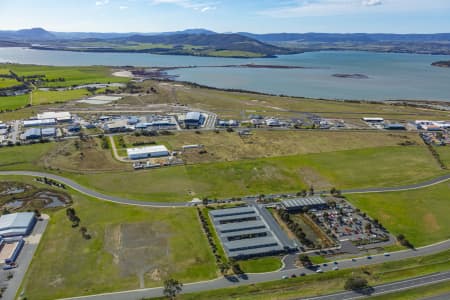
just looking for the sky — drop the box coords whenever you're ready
[0,0,450,33]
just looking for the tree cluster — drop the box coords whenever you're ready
[397,234,414,249]
[278,210,315,248]
[344,276,369,291]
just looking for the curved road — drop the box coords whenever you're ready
[0,171,449,208]
[1,170,449,300]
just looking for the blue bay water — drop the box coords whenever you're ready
[0,47,449,101]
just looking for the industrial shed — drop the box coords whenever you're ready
[127,145,170,160]
[23,128,42,140]
[209,206,296,258]
[0,212,37,237]
[281,196,327,211]
[281,196,327,212]
[37,111,72,122]
[184,112,205,128]
[23,118,56,127]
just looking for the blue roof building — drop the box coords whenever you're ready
[0,212,37,237]
[41,127,56,137]
[184,112,205,128]
[24,128,41,140]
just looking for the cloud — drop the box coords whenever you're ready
[258,0,390,18]
[362,0,382,6]
[200,6,216,12]
[95,0,110,6]
[150,0,218,12]
[119,5,129,9]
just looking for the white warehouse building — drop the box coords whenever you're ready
[127,145,170,160]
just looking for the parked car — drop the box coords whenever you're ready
[316,269,324,273]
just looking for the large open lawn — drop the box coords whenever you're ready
[0,77,22,89]
[347,181,450,247]
[1,64,129,88]
[0,94,29,111]
[31,89,91,105]
[13,178,216,300]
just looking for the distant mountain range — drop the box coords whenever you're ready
[1,28,450,57]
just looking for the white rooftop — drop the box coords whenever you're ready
[37,111,71,121]
[127,145,169,156]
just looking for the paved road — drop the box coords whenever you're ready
[0,171,187,208]
[0,171,449,208]
[1,215,49,300]
[301,272,450,300]
[61,239,450,300]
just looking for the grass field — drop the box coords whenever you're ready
[118,131,422,164]
[0,142,444,203]
[367,281,450,300]
[0,77,22,89]
[0,94,29,111]
[238,257,283,273]
[69,145,443,202]
[435,146,450,168]
[15,179,216,300]
[154,249,450,300]
[31,89,90,105]
[347,181,450,247]
[1,64,129,88]
[0,143,55,171]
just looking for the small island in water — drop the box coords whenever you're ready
[431,61,450,68]
[332,73,369,79]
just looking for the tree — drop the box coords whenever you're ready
[344,277,369,291]
[163,278,183,299]
[298,254,312,267]
[309,186,315,196]
[202,197,209,206]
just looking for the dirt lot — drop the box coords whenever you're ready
[104,222,172,287]
[44,138,129,172]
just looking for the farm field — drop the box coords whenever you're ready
[1,64,129,88]
[155,249,450,300]
[14,178,216,300]
[0,77,22,89]
[117,130,422,164]
[0,94,29,110]
[31,89,90,105]
[347,181,450,247]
